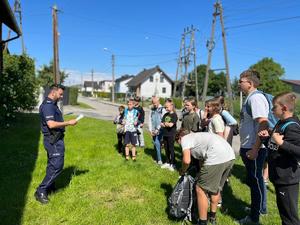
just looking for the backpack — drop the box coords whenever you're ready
[168,174,195,223]
[245,90,278,128]
[221,110,239,136]
[280,121,300,133]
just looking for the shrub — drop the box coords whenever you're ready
[69,87,78,105]
[172,97,182,109]
[0,53,37,127]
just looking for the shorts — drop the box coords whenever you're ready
[197,160,234,194]
[124,131,137,145]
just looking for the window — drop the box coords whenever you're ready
[150,76,153,82]
[160,76,164,83]
[162,87,166,93]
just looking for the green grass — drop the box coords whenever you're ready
[0,113,296,225]
[76,102,95,109]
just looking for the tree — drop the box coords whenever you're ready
[186,64,227,97]
[0,53,38,126]
[250,57,291,95]
[37,60,68,87]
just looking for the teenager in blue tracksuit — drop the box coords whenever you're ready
[259,92,300,225]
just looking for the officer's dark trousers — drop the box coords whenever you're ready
[274,183,300,225]
[37,137,65,194]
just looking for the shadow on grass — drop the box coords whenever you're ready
[222,182,250,221]
[0,113,40,225]
[54,166,89,192]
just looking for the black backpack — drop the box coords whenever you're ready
[168,174,195,223]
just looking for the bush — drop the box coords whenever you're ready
[82,91,92,97]
[172,97,182,109]
[96,92,110,98]
[0,53,37,127]
[69,87,78,105]
[116,93,125,99]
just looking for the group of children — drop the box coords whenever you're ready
[113,91,300,225]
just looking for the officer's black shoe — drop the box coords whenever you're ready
[34,191,49,204]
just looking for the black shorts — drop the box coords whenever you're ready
[124,131,137,145]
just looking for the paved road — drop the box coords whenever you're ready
[65,96,240,154]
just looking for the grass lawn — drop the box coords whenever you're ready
[77,102,95,109]
[0,113,295,225]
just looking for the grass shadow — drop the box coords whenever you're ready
[54,166,89,192]
[231,164,247,185]
[0,113,40,225]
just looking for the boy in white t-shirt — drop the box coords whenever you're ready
[176,129,235,225]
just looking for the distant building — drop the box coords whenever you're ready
[282,79,300,98]
[83,81,100,93]
[127,66,173,98]
[99,80,112,93]
[115,75,134,93]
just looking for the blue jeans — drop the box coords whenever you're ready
[152,132,163,162]
[240,148,267,222]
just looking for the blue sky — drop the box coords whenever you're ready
[5,0,300,85]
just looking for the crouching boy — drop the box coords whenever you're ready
[176,129,235,225]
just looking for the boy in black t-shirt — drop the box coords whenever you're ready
[259,92,300,225]
[161,100,178,171]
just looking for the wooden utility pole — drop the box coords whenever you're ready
[202,0,233,114]
[172,35,184,98]
[182,28,187,100]
[181,26,198,100]
[91,69,94,96]
[219,1,233,113]
[0,24,3,75]
[192,30,199,102]
[112,54,115,103]
[202,5,217,102]
[52,5,60,85]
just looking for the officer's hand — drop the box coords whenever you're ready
[68,119,77,126]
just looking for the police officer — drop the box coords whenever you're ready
[34,84,77,204]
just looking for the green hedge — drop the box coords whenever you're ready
[96,92,110,98]
[69,87,78,105]
[172,97,182,109]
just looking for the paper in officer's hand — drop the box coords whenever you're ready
[76,114,84,121]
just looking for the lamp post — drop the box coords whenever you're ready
[103,48,115,103]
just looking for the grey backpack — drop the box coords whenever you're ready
[168,174,195,223]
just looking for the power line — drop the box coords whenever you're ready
[116,51,178,57]
[117,58,176,67]
[226,15,300,30]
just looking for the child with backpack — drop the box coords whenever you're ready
[123,99,139,161]
[259,92,300,225]
[161,100,178,171]
[176,129,235,225]
[113,105,125,154]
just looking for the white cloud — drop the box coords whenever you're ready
[63,69,112,86]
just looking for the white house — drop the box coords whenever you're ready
[115,75,134,93]
[99,80,113,93]
[127,66,173,98]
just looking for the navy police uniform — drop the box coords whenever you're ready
[36,97,65,195]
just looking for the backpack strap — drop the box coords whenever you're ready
[280,121,300,133]
[245,90,261,117]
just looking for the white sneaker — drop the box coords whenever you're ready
[161,163,170,169]
[167,164,176,172]
[157,160,163,166]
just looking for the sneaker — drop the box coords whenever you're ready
[209,217,217,225]
[161,163,170,169]
[237,215,259,225]
[157,160,163,166]
[167,164,176,172]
